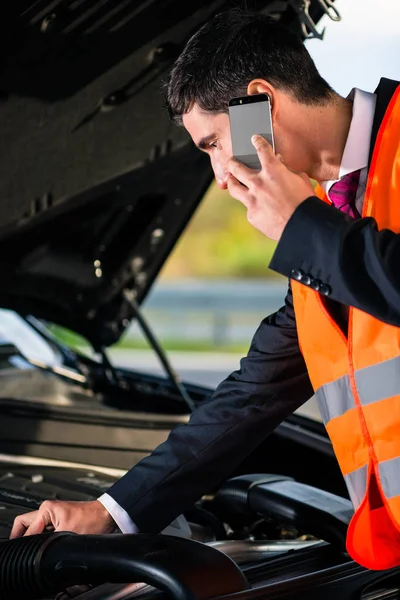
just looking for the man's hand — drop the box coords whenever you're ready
[10,500,116,539]
[227,134,315,242]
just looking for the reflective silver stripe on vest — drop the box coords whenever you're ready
[379,457,400,500]
[315,374,354,425]
[355,355,400,406]
[344,459,400,510]
[315,355,400,426]
[344,464,367,509]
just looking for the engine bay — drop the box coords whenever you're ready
[0,459,360,600]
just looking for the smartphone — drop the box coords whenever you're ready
[228,93,275,170]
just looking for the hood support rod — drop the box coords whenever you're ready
[123,291,195,412]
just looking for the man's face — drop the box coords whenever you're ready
[183,95,318,182]
[182,104,233,190]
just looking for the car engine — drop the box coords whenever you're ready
[0,460,355,600]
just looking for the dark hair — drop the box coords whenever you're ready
[165,9,334,124]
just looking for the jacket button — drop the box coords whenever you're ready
[319,283,331,296]
[300,274,312,286]
[290,269,304,281]
[310,279,322,291]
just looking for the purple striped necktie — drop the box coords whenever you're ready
[329,169,362,219]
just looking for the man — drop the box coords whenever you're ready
[10,9,400,570]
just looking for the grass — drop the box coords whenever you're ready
[160,181,282,280]
[49,324,249,355]
[115,336,249,354]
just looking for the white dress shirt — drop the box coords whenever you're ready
[97,489,138,533]
[98,87,377,535]
[321,88,377,212]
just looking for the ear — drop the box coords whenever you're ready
[246,79,278,122]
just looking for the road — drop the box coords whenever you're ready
[109,348,321,422]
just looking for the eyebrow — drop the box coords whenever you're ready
[196,133,217,150]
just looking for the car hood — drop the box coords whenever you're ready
[0,0,333,350]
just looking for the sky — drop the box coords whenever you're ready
[305,0,400,96]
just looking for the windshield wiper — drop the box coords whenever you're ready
[25,315,88,375]
[27,358,87,384]
[27,301,196,412]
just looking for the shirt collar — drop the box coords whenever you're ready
[321,88,377,193]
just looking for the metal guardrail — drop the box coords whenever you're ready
[126,279,288,346]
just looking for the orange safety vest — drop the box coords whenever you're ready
[292,85,400,571]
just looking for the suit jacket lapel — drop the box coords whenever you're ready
[368,78,400,169]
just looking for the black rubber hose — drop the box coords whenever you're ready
[0,532,249,600]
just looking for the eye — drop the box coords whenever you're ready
[209,141,218,149]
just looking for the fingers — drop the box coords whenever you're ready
[25,513,53,537]
[227,135,279,188]
[10,500,116,539]
[251,134,283,172]
[10,502,54,539]
[227,157,256,187]
[226,174,251,207]
[9,510,42,539]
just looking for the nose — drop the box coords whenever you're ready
[212,160,229,190]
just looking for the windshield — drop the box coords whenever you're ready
[0,310,88,384]
[0,310,61,368]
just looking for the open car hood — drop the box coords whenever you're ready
[0,0,336,349]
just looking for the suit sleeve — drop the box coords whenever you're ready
[106,284,313,533]
[270,196,400,327]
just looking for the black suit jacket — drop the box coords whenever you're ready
[107,78,400,532]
